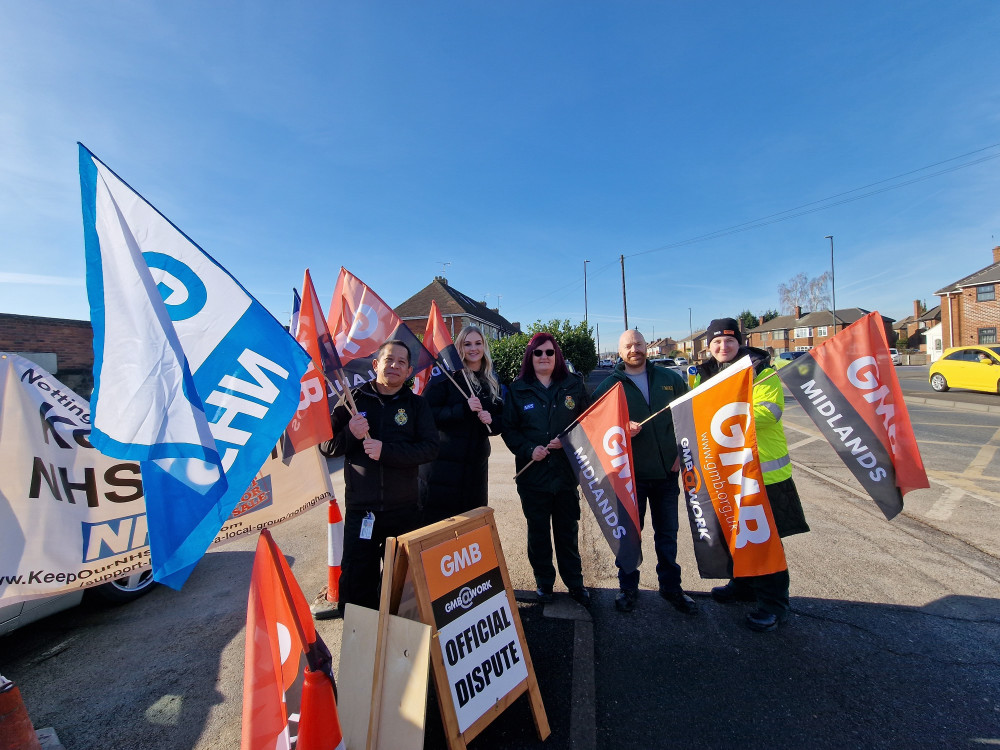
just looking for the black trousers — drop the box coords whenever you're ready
[517,486,584,590]
[339,506,423,611]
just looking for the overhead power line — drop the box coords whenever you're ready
[521,142,1000,308]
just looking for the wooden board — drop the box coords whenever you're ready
[338,604,432,750]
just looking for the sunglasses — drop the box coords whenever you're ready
[533,348,556,357]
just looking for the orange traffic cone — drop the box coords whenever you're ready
[325,499,344,603]
[0,677,42,750]
[296,667,344,750]
[311,499,344,620]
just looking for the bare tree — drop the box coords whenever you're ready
[778,272,830,314]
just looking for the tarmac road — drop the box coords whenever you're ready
[1,376,998,749]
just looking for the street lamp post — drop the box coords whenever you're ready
[620,254,629,330]
[583,259,590,329]
[825,235,836,335]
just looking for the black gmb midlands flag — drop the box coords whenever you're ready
[560,382,643,574]
[777,312,929,520]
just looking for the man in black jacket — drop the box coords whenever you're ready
[593,330,696,615]
[330,340,439,612]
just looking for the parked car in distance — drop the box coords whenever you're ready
[0,570,156,637]
[674,357,688,365]
[598,358,615,368]
[774,351,808,369]
[889,348,901,365]
[929,346,1000,394]
[650,357,676,366]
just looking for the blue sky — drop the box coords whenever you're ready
[2,2,999,352]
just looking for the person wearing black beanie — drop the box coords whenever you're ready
[705,318,743,347]
[693,316,810,632]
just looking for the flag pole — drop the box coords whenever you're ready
[511,385,621,480]
[637,403,672,427]
[326,370,372,440]
[260,529,335,689]
[633,366,781,428]
[461,369,493,435]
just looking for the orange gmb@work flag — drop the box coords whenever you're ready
[778,311,928,520]
[560,382,643,575]
[670,356,787,580]
[242,530,343,750]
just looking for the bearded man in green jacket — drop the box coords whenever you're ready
[593,329,696,615]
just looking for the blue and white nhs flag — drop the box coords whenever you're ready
[79,144,310,589]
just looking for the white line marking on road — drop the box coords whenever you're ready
[788,435,823,450]
[925,487,965,521]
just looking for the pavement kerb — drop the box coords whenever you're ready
[894,393,1000,414]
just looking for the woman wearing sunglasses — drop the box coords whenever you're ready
[421,325,505,525]
[502,332,592,607]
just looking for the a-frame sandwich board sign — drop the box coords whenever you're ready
[387,506,550,749]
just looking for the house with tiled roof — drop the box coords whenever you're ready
[677,330,707,361]
[394,276,519,341]
[646,337,678,356]
[746,307,895,353]
[934,246,1000,348]
[892,301,941,352]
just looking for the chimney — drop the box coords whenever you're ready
[913,299,921,319]
[795,305,802,319]
[434,275,448,285]
[758,315,765,325]
[993,246,1000,264]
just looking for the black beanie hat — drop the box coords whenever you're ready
[706,318,743,346]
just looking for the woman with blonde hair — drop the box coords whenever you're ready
[421,325,504,524]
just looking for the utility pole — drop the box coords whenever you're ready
[583,259,590,329]
[620,254,629,330]
[825,235,836,335]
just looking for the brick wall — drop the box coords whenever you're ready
[960,286,1000,345]
[0,313,94,395]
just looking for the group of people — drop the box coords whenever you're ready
[325,316,808,633]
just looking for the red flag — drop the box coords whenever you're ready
[242,531,343,750]
[561,383,644,573]
[412,300,463,395]
[326,268,433,389]
[778,311,929,519]
[672,357,787,579]
[284,270,335,457]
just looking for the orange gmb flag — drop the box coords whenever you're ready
[778,311,928,520]
[242,530,343,750]
[284,269,334,457]
[560,383,643,574]
[671,356,787,579]
[413,300,463,395]
[326,267,434,388]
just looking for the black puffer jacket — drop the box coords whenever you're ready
[330,381,439,512]
[502,373,591,493]
[419,374,504,515]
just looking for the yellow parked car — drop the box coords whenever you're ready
[929,345,1000,394]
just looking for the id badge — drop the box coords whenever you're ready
[360,511,375,540]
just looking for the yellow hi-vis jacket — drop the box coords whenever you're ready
[693,358,792,486]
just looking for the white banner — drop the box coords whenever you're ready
[0,353,335,605]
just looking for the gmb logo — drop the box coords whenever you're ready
[143,252,207,321]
